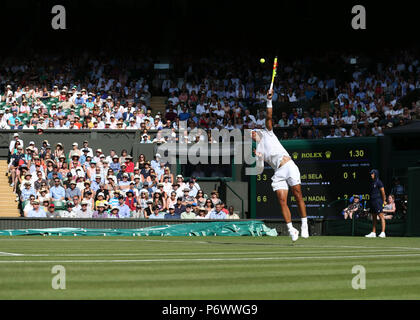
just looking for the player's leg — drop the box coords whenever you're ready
[272,176,299,242]
[275,189,292,222]
[287,161,309,238]
[291,184,307,219]
[378,212,386,237]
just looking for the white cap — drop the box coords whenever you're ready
[72,142,78,146]
[29,141,34,145]
[155,153,161,158]
[13,133,19,137]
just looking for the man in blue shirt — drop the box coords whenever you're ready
[26,200,47,218]
[149,206,165,219]
[47,167,63,180]
[164,206,180,219]
[366,169,387,238]
[7,110,21,127]
[117,196,131,218]
[74,93,85,106]
[50,178,66,201]
[178,106,190,121]
[20,182,36,201]
[209,204,227,219]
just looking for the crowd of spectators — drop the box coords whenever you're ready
[0,50,419,143]
[161,50,420,140]
[7,135,241,219]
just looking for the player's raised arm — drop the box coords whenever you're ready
[265,89,273,131]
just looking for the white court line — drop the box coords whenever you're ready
[1,253,420,263]
[10,249,413,257]
[0,251,22,256]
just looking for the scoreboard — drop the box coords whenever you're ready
[252,137,380,219]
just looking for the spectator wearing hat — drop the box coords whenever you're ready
[164,205,180,219]
[182,187,195,206]
[140,161,151,182]
[143,199,154,218]
[9,133,23,155]
[79,148,90,165]
[195,206,209,219]
[65,180,81,200]
[81,140,94,157]
[175,174,186,191]
[94,192,107,210]
[37,188,51,203]
[110,155,121,174]
[92,202,109,218]
[26,200,46,218]
[132,203,145,219]
[125,189,137,209]
[170,182,183,199]
[90,174,102,193]
[108,207,120,219]
[93,149,104,164]
[20,181,36,202]
[81,190,94,211]
[118,173,131,192]
[95,184,110,202]
[343,195,362,220]
[69,154,82,171]
[150,153,162,171]
[149,205,165,219]
[106,187,119,205]
[125,156,134,173]
[46,203,60,218]
[60,201,78,218]
[68,142,82,159]
[132,174,143,192]
[181,204,196,219]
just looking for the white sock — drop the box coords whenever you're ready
[301,217,308,227]
[287,222,293,230]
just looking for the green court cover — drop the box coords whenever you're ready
[0,221,278,237]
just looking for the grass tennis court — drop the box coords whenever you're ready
[1,236,420,299]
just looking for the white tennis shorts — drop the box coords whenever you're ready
[271,160,301,191]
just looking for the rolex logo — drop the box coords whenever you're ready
[325,151,332,159]
[292,152,299,160]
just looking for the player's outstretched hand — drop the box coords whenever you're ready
[267,89,273,100]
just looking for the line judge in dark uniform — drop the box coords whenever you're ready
[366,169,387,238]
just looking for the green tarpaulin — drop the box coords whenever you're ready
[0,221,278,237]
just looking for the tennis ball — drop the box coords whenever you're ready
[260,58,265,64]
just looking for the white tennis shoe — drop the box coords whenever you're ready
[378,232,386,238]
[365,232,376,238]
[289,227,299,242]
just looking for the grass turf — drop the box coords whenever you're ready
[0,235,420,299]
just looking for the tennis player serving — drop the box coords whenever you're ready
[252,89,308,241]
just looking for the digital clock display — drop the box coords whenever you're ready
[253,138,379,219]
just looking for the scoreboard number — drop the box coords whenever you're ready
[257,174,268,181]
[349,150,365,157]
[343,171,357,179]
[257,195,268,202]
